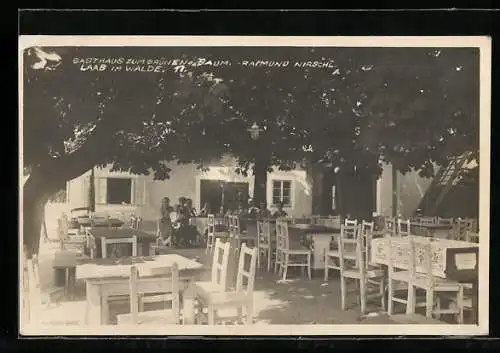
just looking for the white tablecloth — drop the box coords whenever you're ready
[76,254,203,280]
[370,236,478,278]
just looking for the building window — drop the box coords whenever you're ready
[96,176,145,205]
[106,178,132,205]
[272,180,292,207]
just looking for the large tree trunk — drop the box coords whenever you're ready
[23,172,58,259]
[252,156,269,205]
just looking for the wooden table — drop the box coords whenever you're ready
[86,227,157,258]
[78,217,124,228]
[288,224,341,271]
[410,222,453,237]
[76,254,206,325]
[370,235,478,279]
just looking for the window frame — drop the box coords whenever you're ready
[105,177,133,205]
[271,179,293,208]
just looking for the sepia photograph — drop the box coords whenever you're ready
[19,36,490,336]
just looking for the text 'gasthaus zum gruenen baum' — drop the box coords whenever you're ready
[72,57,337,73]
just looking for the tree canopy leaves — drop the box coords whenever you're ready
[23,46,479,184]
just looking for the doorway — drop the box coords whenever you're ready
[199,179,249,214]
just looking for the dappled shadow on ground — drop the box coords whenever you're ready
[250,269,391,325]
[37,246,465,325]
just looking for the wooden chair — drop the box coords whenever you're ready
[275,219,311,281]
[131,216,143,230]
[385,217,397,236]
[101,235,138,258]
[195,243,258,325]
[397,219,411,237]
[388,235,463,323]
[257,220,274,272]
[324,224,357,281]
[420,217,436,225]
[116,263,181,325]
[193,238,231,319]
[323,216,341,228]
[437,217,454,225]
[450,219,468,241]
[22,250,85,327]
[466,230,479,244]
[61,213,79,236]
[344,218,358,227]
[58,218,87,256]
[206,214,229,254]
[387,234,425,316]
[338,225,385,314]
[91,212,109,226]
[360,221,377,266]
[417,217,437,237]
[233,216,257,254]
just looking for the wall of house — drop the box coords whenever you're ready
[67,160,313,221]
[378,163,433,218]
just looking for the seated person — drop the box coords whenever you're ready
[185,198,197,217]
[158,197,174,246]
[199,202,210,216]
[272,202,288,218]
[247,199,260,218]
[258,202,272,219]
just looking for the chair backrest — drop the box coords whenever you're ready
[236,243,258,295]
[385,217,396,235]
[344,218,358,227]
[227,215,234,234]
[450,219,467,241]
[275,219,290,251]
[342,223,358,240]
[211,238,231,291]
[361,221,374,264]
[338,225,363,272]
[257,220,271,247]
[310,215,320,225]
[128,262,180,324]
[466,230,479,243]
[233,216,241,236]
[87,233,97,258]
[437,217,454,225]
[101,235,138,258]
[397,219,411,237]
[466,218,478,232]
[420,216,436,225]
[207,214,215,226]
[92,212,109,226]
[132,216,143,230]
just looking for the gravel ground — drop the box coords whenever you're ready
[32,228,463,326]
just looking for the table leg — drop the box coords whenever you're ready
[102,294,109,325]
[182,281,196,324]
[84,282,102,325]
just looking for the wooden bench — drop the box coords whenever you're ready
[390,313,446,324]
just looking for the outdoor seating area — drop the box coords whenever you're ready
[22,211,479,329]
[21,43,485,335]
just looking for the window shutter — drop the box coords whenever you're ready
[96,178,107,204]
[134,178,145,205]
